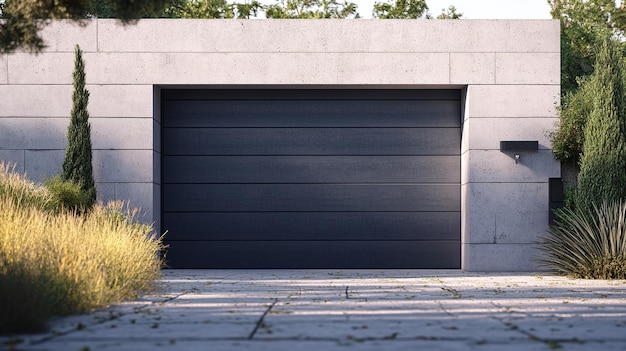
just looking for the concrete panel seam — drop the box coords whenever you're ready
[467,116,558,118]
[91,117,153,119]
[492,241,544,245]
[96,19,99,52]
[25,148,64,151]
[62,50,555,55]
[448,52,451,85]
[91,50,560,54]
[81,50,478,54]
[91,149,154,151]
[5,55,10,85]
[465,183,548,185]
[470,83,559,86]
[467,116,559,120]
[493,51,497,84]
[3,54,7,84]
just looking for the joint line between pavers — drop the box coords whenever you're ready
[488,301,554,347]
[248,299,278,340]
[158,291,188,303]
[29,291,188,345]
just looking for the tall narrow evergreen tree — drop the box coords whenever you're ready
[575,37,626,211]
[62,44,96,209]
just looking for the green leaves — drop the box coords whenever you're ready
[0,0,172,53]
[548,36,626,279]
[372,0,428,19]
[62,45,96,210]
[575,37,626,211]
[265,0,359,19]
[0,0,466,52]
[550,76,593,164]
[550,0,626,95]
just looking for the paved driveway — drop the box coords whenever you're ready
[4,270,626,350]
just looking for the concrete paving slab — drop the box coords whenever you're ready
[3,270,626,351]
[53,320,253,339]
[256,317,525,341]
[14,339,522,351]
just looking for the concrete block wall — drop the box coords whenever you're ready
[0,19,560,271]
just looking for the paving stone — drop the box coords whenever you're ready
[10,339,507,351]
[5,270,626,351]
[506,316,626,341]
[256,317,525,342]
[52,320,253,340]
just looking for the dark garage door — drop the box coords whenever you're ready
[161,89,461,268]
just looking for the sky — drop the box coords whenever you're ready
[354,0,553,19]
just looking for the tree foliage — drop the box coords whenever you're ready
[372,0,428,19]
[265,0,358,18]
[0,0,171,53]
[158,0,262,18]
[550,0,626,95]
[550,1,626,171]
[62,45,96,210]
[575,37,626,211]
[0,0,464,51]
[436,5,462,19]
[551,75,593,164]
[164,0,233,18]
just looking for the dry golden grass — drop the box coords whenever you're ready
[0,162,165,333]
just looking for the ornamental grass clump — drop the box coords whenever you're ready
[0,162,54,212]
[540,200,626,279]
[0,163,165,334]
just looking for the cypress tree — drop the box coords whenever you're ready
[575,37,626,210]
[62,44,96,209]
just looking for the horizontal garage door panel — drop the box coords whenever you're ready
[162,212,460,241]
[161,89,461,268]
[163,156,460,183]
[163,128,460,156]
[165,241,461,269]
[163,184,460,212]
[161,89,461,101]
[163,100,462,128]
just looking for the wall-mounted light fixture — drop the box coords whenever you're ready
[500,141,539,164]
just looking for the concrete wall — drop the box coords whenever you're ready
[0,19,560,271]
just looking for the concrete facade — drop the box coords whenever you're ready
[0,19,560,271]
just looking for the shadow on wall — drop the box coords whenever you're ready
[0,117,67,181]
[0,119,155,224]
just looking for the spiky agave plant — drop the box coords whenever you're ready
[539,200,626,279]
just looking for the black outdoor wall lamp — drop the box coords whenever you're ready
[500,141,539,164]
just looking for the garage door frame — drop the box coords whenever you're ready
[160,86,462,269]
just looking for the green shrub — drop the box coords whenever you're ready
[62,45,96,210]
[563,183,578,211]
[44,175,90,212]
[575,37,626,211]
[539,200,626,279]
[0,164,165,334]
[550,75,593,165]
